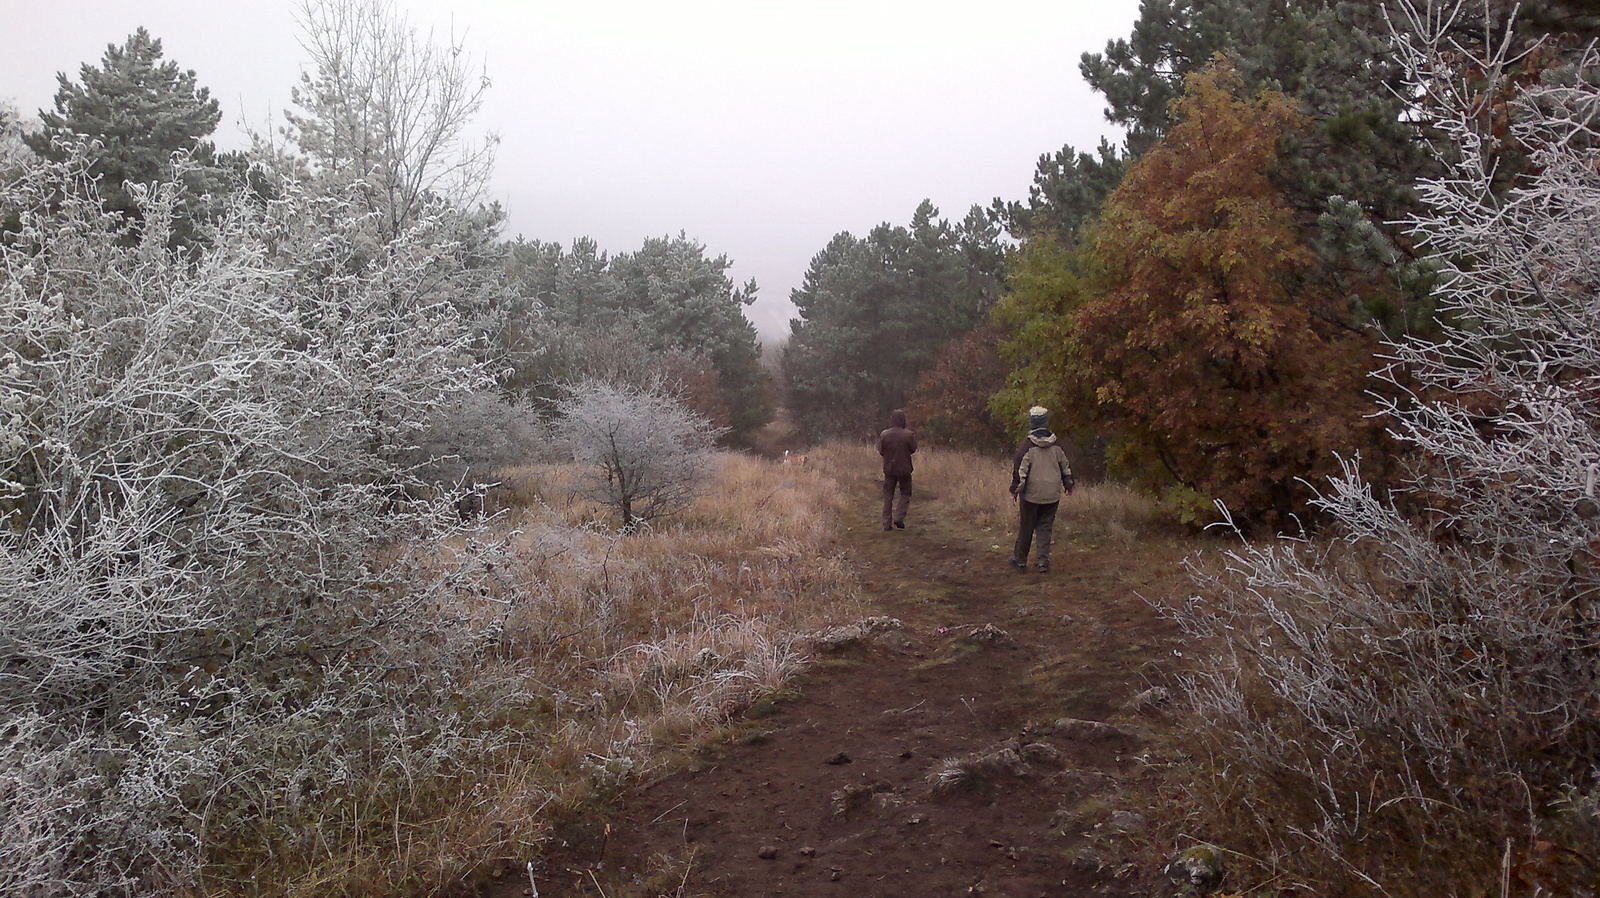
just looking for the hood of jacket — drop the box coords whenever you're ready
[1027,431,1058,448]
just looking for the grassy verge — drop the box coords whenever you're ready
[195,453,864,896]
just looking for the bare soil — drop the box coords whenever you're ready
[504,470,1196,898]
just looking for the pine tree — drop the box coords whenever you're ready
[25,28,223,224]
[990,138,1125,243]
[784,201,1005,438]
[502,234,772,441]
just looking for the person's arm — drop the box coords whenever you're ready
[1015,450,1034,498]
[1059,447,1074,494]
[1010,443,1027,495]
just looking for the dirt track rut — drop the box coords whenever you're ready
[513,475,1191,897]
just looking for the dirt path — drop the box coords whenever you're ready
[513,472,1194,897]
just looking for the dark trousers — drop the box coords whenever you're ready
[1013,499,1059,567]
[882,473,912,525]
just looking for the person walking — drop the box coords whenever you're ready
[877,409,917,531]
[1009,406,1073,572]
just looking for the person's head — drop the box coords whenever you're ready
[890,409,908,429]
[1028,405,1049,432]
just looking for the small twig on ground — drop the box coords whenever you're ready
[650,800,686,825]
[883,698,926,715]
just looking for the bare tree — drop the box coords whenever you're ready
[285,0,497,238]
[555,379,724,531]
[1170,2,1600,891]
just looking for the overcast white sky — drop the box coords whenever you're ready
[4,0,1142,339]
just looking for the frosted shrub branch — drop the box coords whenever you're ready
[0,144,520,894]
[1172,2,1600,889]
[554,378,724,531]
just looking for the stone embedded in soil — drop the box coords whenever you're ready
[1125,686,1172,714]
[757,845,778,860]
[1072,848,1107,872]
[1103,810,1146,834]
[1167,844,1226,892]
[1052,717,1136,742]
[825,751,852,765]
[1019,741,1066,767]
[798,846,815,857]
[830,780,895,816]
[1048,808,1081,831]
[963,623,1013,645]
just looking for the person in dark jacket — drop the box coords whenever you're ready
[877,409,917,530]
[1009,406,1074,572]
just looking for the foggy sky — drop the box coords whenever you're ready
[5,0,1142,339]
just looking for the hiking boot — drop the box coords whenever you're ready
[883,522,893,531]
[894,521,906,530]
[1008,557,1027,572]
[1037,560,1050,574]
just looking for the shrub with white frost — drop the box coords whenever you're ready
[554,379,724,531]
[0,141,519,894]
[1172,3,1600,891]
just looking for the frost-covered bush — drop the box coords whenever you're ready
[554,379,724,530]
[0,144,521,893]
[1172,4,1600,892]
[410,388,546,486]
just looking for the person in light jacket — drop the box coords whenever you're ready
[877,409,917,530]
[1009,406,1074,573]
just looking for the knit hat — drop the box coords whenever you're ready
[1028,406,1049,431]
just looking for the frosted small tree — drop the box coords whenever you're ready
[555,380,723,531]
[1170,2,1600,891]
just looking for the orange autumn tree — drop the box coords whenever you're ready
[1076,56,1378,526]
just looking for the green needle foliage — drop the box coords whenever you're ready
[784,200,1005,440]
[25,28,233,246]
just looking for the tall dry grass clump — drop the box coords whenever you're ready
[901,445,1164,538]
[179,453,864,896]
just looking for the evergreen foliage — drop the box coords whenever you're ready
[989,138,1126,244]
[784,200,1005,439]
[503,234,770,440]
[1080,0,1442,332]
[24,28,231,240]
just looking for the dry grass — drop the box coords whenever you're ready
[201,453,866,897]
[487,451,869,812]
[856,444,1168,538]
